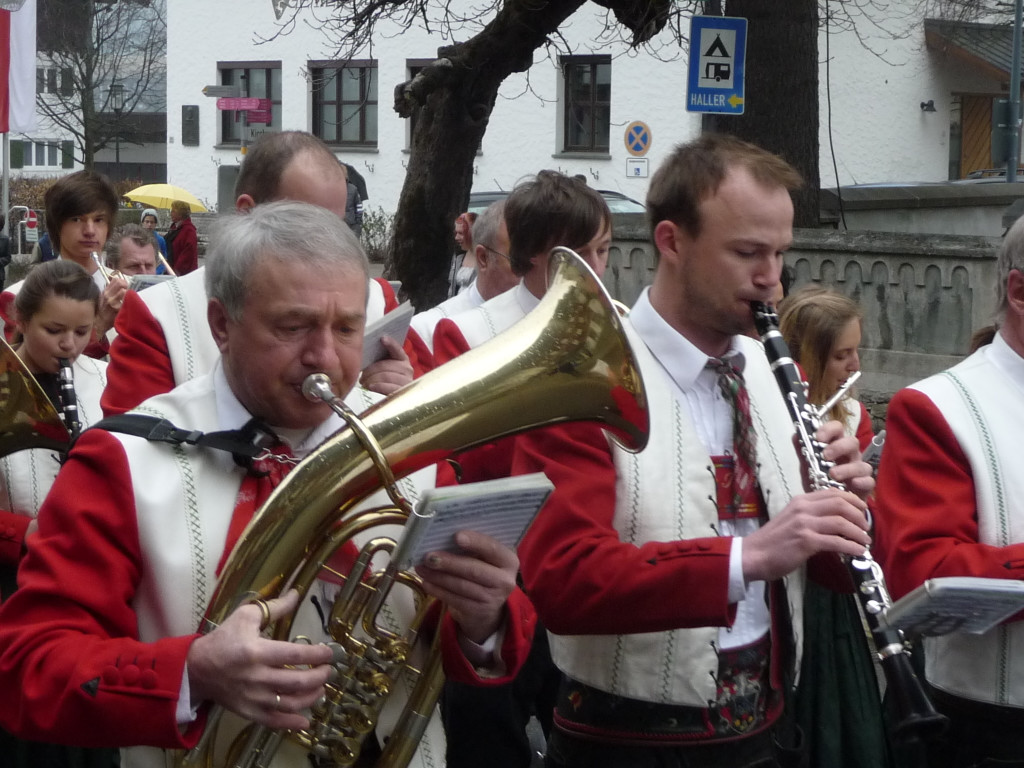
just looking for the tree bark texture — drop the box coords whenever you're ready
[712,0,820,227]
[388,0,669,309]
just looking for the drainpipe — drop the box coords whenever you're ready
[1009,0,1022,183]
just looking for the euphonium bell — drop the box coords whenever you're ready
[0,336,69,458]
[178,248,649,768]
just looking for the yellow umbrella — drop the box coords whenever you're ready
[124,183,208,213]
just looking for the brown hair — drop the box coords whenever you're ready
[504,170,612,277]
[646,134,802,243]
[170,200,192,219]
[778,285,862,423]
[43,171,118,255]
[234,130,346,204]
[15,260,99,324]
[106,223,158,270]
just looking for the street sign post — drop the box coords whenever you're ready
[216,97,263,111]
[623,121,652,157]
[686,16,747,115]
[202,85,240,98]
[24,209,38,244]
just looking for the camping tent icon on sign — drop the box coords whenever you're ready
[702,34,731,82]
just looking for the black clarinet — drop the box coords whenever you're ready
[751,301,947,744]
[56,357,81,444]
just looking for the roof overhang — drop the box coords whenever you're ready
[924,18,1018,82]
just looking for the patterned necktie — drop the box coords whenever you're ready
[706,357,758,509]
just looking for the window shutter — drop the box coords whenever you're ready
[61,140,74,169]
[60,68,74,97]
[10,141,24,169]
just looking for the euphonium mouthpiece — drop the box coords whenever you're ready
[302,373,334,403]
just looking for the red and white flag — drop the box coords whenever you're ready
[0,0,37,134]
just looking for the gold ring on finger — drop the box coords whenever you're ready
[252,598,271,631]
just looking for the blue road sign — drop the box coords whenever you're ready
[624,121,652,157]
[687,16,747,115]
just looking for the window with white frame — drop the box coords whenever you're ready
[23,140,62,167]
[310,61,378,147]
[561,56,611,154]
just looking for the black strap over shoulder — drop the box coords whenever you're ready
[88,414,266,466]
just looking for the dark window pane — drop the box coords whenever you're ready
[48,143,58,165]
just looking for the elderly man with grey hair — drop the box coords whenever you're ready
[106,223,159,276]
[0,201,535,768]
[875,213,1024,767]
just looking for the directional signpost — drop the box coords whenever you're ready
[686,15,747,115]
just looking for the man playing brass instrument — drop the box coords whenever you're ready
[0,201,534,768]
[512,135,877,767]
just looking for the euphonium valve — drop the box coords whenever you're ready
[178,249,649,768]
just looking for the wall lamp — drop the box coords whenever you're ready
[920,100,937,113]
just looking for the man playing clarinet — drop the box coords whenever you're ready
[512,134,878,767]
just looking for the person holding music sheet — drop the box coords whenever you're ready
[874,214,1024,767]
[0,202,535,768]
[101,131,423,418]
[0,171,128,357]
[433,170,612,768]
[512,135,877,768]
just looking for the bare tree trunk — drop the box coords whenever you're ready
[390,1,588,310]
[390,0,670,309]
[716,0,820,227]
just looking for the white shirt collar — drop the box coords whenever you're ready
[515,281,541,315]
[467,281,485,308]
[211,360,340,457]
[629,287,746,394]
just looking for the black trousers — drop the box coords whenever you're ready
[543,726,787,768]
[924,687,1024,768]
[441,625,561,768]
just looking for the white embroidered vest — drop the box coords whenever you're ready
[112,376,444,768]
[140,269,390,388]
[0,356,107,518]
[548,328,807,707]
[410,288,478,353]
[445,283,531,350]
[910,347,1024,708]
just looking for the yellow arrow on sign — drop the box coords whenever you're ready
[729,94,744,108]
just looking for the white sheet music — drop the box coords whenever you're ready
[361,301,414,369]
[881,577,1024,637]
[398,473,554,568]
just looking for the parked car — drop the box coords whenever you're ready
[467,189,646,215]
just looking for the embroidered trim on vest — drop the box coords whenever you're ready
[479,305,499,340]
[941,369,1012,703]
[168,278,196,382]
[943,370,1009,544]
[750,398,793,501]
[136,403,208,626]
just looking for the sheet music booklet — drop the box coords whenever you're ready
[391,473,554,569]
[361,301,414,369]
[880,576,1024,637]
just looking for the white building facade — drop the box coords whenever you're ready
[165,2,1018,214]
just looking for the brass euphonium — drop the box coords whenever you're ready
[178,248,649,768]
[0,336,70,458]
